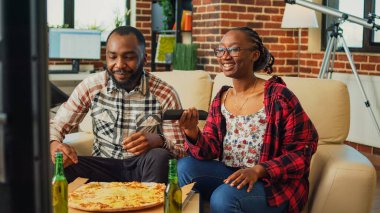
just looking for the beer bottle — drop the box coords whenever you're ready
[164,159,182,213]
[52,152,68,213]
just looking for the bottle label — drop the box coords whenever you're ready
[52,180,68,213]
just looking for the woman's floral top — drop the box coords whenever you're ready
[221,104,267,168]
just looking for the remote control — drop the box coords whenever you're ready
[163,109,208,120]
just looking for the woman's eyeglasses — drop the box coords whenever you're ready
[213,47,256,58]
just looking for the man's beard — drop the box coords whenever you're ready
[106,65,143,92]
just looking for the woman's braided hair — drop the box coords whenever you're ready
[230,27,275,74]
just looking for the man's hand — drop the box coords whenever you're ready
[122,132,163,155]
[50,140,78,168]
[224,165,267,192]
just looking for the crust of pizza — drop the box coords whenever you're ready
[69,182,165,212]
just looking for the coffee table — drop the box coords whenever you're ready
[68,178,200,213]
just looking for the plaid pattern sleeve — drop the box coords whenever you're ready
[148,74,186,158]
[50,73,106,143]
[259,76,318,213]
[184,86,229,160]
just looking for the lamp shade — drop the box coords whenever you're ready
[281,3,319,28]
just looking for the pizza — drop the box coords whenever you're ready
[68,181,166,212]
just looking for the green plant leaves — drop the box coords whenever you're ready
[173,43,198,70]
[159,0,173,30]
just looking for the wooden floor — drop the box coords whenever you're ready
[366,153,380,213]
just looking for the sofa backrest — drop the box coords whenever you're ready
[152,70,214,129]
[213,73,350,144]
[152,70,213,112]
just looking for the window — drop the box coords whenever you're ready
[322,0,380,52]
[375,2,380,42]
[47,0,130,42]
[47,0,64,27]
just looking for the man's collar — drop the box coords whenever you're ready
[106,70,148,95]
[107,74,118,93]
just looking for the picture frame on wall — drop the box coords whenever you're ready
[155,34,176,64]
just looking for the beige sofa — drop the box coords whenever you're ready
[63,71,377,213]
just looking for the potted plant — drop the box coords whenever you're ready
[114,8,132,27]
[159,0,173,30]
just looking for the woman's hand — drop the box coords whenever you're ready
[224,165,267,192]
[179,107,199,140]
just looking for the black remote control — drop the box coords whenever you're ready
[163,109,208,120]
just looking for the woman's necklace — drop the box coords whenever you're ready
[233,78,258,112]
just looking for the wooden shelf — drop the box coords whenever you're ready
[153,30,176,34]
[151,0,192,72]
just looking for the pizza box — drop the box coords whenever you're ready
[68,177,199,213]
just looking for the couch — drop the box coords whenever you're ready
[63,71,377,213]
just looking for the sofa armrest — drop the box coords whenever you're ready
[63,132,94,156]
[307,144,377,213]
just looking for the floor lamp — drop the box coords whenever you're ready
[281,3,319,76]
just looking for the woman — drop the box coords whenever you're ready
[177,27,318,213]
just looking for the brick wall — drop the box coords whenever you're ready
[192,0,380,77]
[193,0,296,74]
[346,141,380,156]
[48,57,105,70]
[135,0,152,71]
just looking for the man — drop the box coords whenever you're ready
[50,26,185,183]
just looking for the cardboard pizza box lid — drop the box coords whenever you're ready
[68,177,198,213]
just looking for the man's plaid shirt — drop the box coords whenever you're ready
[50,71,186,158]
[185,76,318,213]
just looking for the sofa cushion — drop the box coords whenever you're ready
[307,144,376,213]
[63,132,94,156]
[153,70,213,111]
[212,73,350,144]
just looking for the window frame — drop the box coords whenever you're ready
[63,0,130,45]
[322,0,380,53]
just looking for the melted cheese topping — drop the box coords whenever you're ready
[69,182,165,211]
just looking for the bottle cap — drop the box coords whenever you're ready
[55,151,63,158]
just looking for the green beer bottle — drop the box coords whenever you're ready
[52,152,68,213]
[164,159,182,213]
